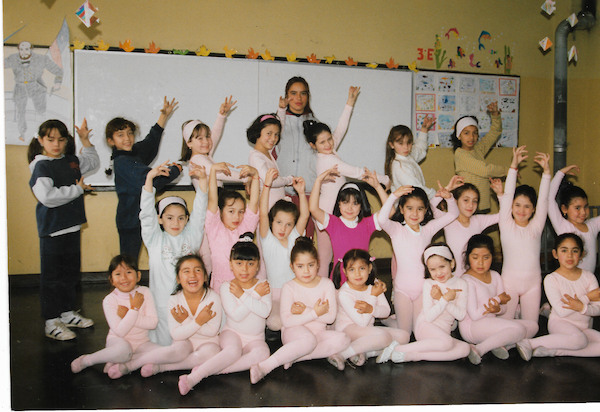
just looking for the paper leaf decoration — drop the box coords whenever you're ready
[94,40,109,51]
[539,37,552,51]
[173,49,189,55]
[247,48,259,59]
[286,52,297,62]
[324,55,335,64]
[119,39,134,52]
[568,45,578,62]
[71,39,85,50]
[541,0,556,15]
[196,45,211,56]
[261,49,275,61]
[345,57,358,66]
[307,54,320,64]
[385,57,399,69]
[408,61,419,73]
[223,45,237,58]
[567,13,578,27]
[445,28,459,39]
[75,1,99,28]
[145,41,160,54]
[366,62,378,69]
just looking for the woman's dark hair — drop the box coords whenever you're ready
[27,119,75,163]
[451,115,478,150]
[558,183,588,215]
[285,76,312,115]
[303,120,331,146]
[230,232,260,261]
[172,254,209,295]
[452,183,480,201]
[105,117,137,142]
[290,236,318,264]
[463,234,495,270]
[246,113,281,144]
[269,199,300,228]
[107,254,139,286]
[332,248,376,289]
[391,186,434,225]
[332,183,372,223]
[218,189,246,210]
[422,242,456,279]
[554,232,584,252]
[514,184,538,208]
[384,125,413,182]
[180,120,211,162]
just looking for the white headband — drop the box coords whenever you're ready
[455,117,478,138]
[182,120,206,142]
[158,196,187,216]
[342,183,360,192]
[423,245,454,263]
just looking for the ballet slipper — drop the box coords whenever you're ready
[178,375,192,395]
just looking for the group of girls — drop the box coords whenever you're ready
[27,76,600,395]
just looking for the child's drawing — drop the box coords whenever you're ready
[499,78,517,96]
[459,77,476,93]
[437,114,455,130]
[479,78,496,93]
[460,95,478,112]
[415,94,435,111]
[499,96,517,113]
[416,112,436,131]
[438,95,456,112]
[437,76,456,92]
[502,113,517,130]
[415,73,435,91]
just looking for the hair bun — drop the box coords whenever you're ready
[294,236,313,247]
[239,232,255,242]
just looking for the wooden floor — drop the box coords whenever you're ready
[9,280,600,410]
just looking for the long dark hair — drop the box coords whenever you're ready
[332,183,372,223]
[332,248,376,289]
[391,186,434,225]
[285,76,312,115]
[463,234,495,271]
[172,254,209,296]
[384,125,413,185]
[27,119,75,163]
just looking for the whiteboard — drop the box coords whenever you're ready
[74,50,412,186]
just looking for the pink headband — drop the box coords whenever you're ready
[423,245,453,263]
[456,117,478,138]
[260,114,276,122]
[158,196,187,217]
[182,120,206,143]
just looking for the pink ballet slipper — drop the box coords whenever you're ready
[140,364,159,378]
[249,364,266,384]
[71,355,86,373]
[178,375,192,396]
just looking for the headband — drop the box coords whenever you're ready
[338,256,376,263]
[342,183,360,192]
[260,114,276,122]
[455,117,478,138]
[423,245,454,263]
[158,196,187,216]
[182,120,205,143]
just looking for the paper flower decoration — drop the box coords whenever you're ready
[568,45,578,62]
[541,0,556,15]
[75,1,99,28]
[247,48,259,59]
[71,39,85,50]
[539,37,552,51]
[408,61,419,73]
[94,40,110,51]
[196,45,211,56]
[145,41,160,54]
[468,54,481,68]
[366,62,378,69]
[286,52,297,62]
[445,28,459,39]
[261,49,275,61]
[567,13,578,27]
[324,55,336,64]
[385,57,399,69]
[307,54,320,64]
[173,49,189,55]
[223,46,237,58]
[448,59,456,69]
[119,39,134,52]
[345,57,358,66]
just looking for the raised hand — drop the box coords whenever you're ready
[487,101,500,116]
[347,86,361,106]
[160,96,179,118]
[490,177,504,196]
[445,175,464,192]
[75,118,93,146]
[279,95,289,109]
[219,95,237,115]
[421,115,436,132]
[264,168,278,187]
[560,164,580,176]
[436,180,452,199]
[511,145,528,169]
[189,162,207,179]
[533,152,551,175]
[170,305,189,323]
[238,164,258,179]
[317,166,341,184]
[292,176,306,194]
[393,185,414,198]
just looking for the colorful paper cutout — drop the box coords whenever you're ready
[444,28,459,39]
[119,39,134,52]
[195,45,211,56]
[345,57,358,66]
[490,49,497,55]
[145,41,160,54]
[494,58,503,68]
[408,61,419,73]
[246,48,259,59]
[223,45,237,58]
[366,62,378,69]
[478,31,491,50]
[261,49,275,61]
[325,55,336,64]
[567,13,578,27]
[286,52,297,62]
[71,39,85,50]
[75,1,99,28]
[386,57,399,69]
[539,37,552,51]
[469,54,481,68]
[504,45,513,74]
[568,45,578,62]
[541,0,556,15]
[173,49,188,55]
[447,59,456,69]
[94,40,109,51]
[434,34,447,69]
[307,54,320,64]
[457,47,465,58]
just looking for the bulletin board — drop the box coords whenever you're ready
[412,70,520,148]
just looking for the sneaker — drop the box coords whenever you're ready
[468,345,481,365]
[516,339,532,361]
[61,310,94,328]
[539,303,551,318]
[376,340,399,364]
[491,346,510,360]
[45,319,76,341]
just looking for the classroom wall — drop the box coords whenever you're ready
[4,0,598,274]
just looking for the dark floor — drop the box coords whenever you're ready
[9,279,600,410]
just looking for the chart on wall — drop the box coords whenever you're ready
[413,71,519,148]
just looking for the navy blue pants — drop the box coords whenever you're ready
[118,226,142,265]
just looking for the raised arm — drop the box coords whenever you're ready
[210,96,237,156]
[259,168,278,239]
[74,118,100,175]
[292,177,310,235]
[243,165,260,213]
[363,168,389,204]
[332,86,360,148]
[156,96,178,129]
[548,165,579,231]
[531,152,552,228]
[474,102,502,157]
[309,167,340,225]
[207,162,233,213]
[411,115,435,163]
